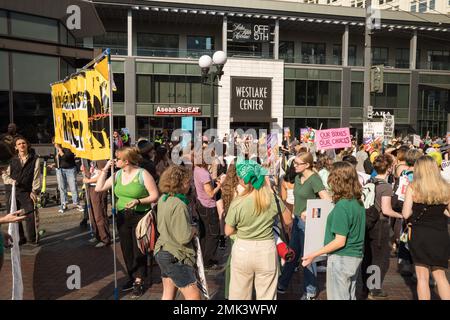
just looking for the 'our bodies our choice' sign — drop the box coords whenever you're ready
[230,77,272,122]
[315,128,352,150]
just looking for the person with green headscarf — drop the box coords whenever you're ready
[225,159,292,300]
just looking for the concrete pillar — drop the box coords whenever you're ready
[124,57,136,142]
[222,16,227,55]
[179,34,187,57]
[342,25,349,66]
[127,9,133,57]
[409,71,419,133]
[341,67,351,127]
[410,30,417,70]
[274,19,279,60]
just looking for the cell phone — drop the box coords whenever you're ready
[18,209,34,216]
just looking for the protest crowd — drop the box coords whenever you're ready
[0,121,449,301]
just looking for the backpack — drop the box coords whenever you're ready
[362,179,387,230]
[135,207,158,255]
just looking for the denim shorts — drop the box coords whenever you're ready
[155,250,198,288]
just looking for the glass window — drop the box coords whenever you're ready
[329,82,341,107]
[137,33,179,57]
[419,0,427,12]
[429,0,435,10]
[137,75,152,103]
[295,80,306,106]
[397,84,410,108]
[152,75,209,105]
[94,32,127,56]
[187,36,214,58]
[302,43,326,64]
[395,48,410,68]
[0,91,9,133]
[284,80,295,105]
[349,45,357,66]
[10,12,58,42]
[280,41,295,63]
[372,47,389,65]
[12,53,58,93]
[113,116,125,132]
[411,4,416,12]
[307,81,318,106]
[318,81,329,106]
[427,50,450,70]
[0,51,9,91]
[351,82,363,108]
[113,73,125,102]
[386,84,398,108]
[59,23,68,45]
[13,92,53,144]
[0,10,7,35]
[332,45,342,65]
[228,43,264,58]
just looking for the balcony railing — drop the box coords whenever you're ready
[137,48,215,59]
[280,54,364,66]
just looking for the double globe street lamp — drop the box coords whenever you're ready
[198,51,227,130]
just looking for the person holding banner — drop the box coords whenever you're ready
[95,147,159,298]
[154,165,201,300]
[277,152,331,300]
[2,137,40,246]
[225,159,293,300]
[302,161,366,300]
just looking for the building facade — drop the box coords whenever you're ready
[1,0,449,144]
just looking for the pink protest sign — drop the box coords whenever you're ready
[315,128,352,150]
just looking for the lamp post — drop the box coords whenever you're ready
[198,51,227,130]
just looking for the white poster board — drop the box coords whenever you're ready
[363,122,384,143]
[303,199,334,262]
[441,160,450,183]
[413,134,421,147]
[383,114,395,141]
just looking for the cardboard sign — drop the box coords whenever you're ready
[383,114,395,141]
[315,128,351,150]
[363,122,384,144]
[442,160,450,171]
[413,134,421,147]
[395,175,410,202]
[304,199,334,262]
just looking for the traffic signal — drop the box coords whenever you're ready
[370,65,384,93]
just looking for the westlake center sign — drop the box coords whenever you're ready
[230,77,272,122]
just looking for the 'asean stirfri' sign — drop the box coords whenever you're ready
[154,105,201,116]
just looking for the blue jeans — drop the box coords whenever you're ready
[56,167,79,208]
[278,216,317,296]
[326,254,362,300]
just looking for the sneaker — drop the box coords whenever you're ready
[121,279,134,292]
[300,293,317,300]
[76,205,85,212]
[131,281,144,298]
[58,208,65,214]
[368,290,389,300]
[277,286,286,294]
[95,241,110,248]
[88,238,98,244]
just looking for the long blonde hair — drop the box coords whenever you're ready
[239,183,271,215]
[410,156,450,205]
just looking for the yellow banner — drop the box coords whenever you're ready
[51,56,111,160]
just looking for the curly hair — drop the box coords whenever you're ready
[158,165,192,194]
[221,164,239,215]
[328,161,362,204]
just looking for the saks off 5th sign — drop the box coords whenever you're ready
[231,77,272,122]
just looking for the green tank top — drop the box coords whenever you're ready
[114,169,151,212]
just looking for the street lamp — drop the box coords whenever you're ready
[198,51,227,130]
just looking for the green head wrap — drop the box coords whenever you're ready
[236,158,267,190]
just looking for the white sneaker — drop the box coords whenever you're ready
[58,208,65,214]
[76,205,84,212]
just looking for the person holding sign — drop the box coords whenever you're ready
[277,152,331,300]
[302,161,366,300]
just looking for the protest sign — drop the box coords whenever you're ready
[300,128,308,142]
[383,114,395,141]
[413,134,421,147]
[304,199,334,262]
[363,122,384,144]
[442,160,450,171]
[51,55,111,160]
[315,128,351,150]
[442,161,450,183]
[447,132,450,145]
